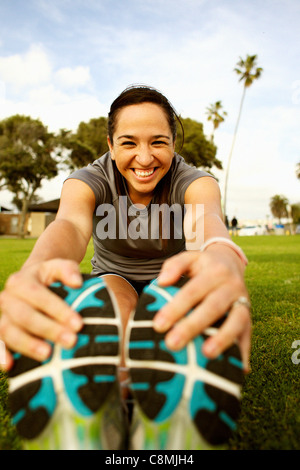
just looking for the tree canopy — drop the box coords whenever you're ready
[178,117,222,170]
[234,55,263,88]
[0,115,59,236]
[205,101,227,142]
[61,117,109,170]
[269,194,288,223]
[291,202,300,224]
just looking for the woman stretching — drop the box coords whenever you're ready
[0,85,251,450]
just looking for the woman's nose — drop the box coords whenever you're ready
[135,146,154,166]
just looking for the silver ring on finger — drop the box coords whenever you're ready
[231,296,251,311]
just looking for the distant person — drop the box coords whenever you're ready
[0,85,251,450]
[231,216,238,235]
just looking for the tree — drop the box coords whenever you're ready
[76,117,108,157]
[179,118,222,170]
[223,54,263,216]
[206,101,227,142]
[291,202,300,224]
[61,117,109,170]
[296,162,300,179]
[0,115,59,237]
[269,195,289,223]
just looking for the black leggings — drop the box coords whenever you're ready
[97,272,153,296]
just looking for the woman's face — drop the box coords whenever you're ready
[107,102,175,205]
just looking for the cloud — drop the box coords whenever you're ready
[29,90,107,132]
[0,45,105,132]
[213,102,300,220]
[0,44,51,90]
[0,44,91,93]
[1,85,107,132]
[33,0,65,23]
[55,66,91,88]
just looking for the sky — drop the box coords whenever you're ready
[0,0,299,223]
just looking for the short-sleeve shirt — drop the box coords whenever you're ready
[66,152,211,281]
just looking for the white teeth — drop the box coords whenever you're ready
[134,168,155,177]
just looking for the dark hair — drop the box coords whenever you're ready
[107,85,183,146]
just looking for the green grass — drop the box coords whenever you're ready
[0,235,299,450]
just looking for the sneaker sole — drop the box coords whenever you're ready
[8,275,122,450]
[126,278,244,448]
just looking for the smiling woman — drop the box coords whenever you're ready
[0,85,251,451]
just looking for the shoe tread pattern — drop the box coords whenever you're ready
[8,275,120,440]
[128,278,244,445]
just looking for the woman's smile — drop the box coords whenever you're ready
[131,167,157,178]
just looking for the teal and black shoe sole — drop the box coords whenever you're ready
[8,275,121,443]
[126,278,244,446]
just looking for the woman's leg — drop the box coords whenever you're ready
[100,274,138,329]
[100,274,139,398]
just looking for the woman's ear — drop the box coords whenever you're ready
[107,136,114,159]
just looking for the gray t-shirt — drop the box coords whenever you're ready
[66,152,210,280]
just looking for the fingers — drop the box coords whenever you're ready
[0,259,84,365]
[158,251,199,285]
[0,348,14,372]
[159,281,239,348]
[162,297,251,372]
[0,315,52,364]
[235,313,252,373]
[4,260,83,330]
[154,270,232,331]
[5,295,79,348]
[155,251,251,372]
[202,306,252,372]
[155,251,244,333]
[37,259,83,288]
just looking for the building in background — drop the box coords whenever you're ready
[0,199,59,237]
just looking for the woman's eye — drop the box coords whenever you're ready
[152,140,167,146]
[122,141,136,146]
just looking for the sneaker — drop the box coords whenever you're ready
[126,277,244,450]
[8,275,125,450]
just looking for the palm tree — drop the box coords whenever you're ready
[270,195,289,223]
[223,54,263,217]
[206,100,227,142]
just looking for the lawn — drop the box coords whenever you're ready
[0,235,299,450]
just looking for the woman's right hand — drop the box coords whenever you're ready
[0,259,84,370]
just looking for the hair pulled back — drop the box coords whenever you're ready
[107,85,183,146]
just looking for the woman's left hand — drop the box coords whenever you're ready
[154,246,251,372]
